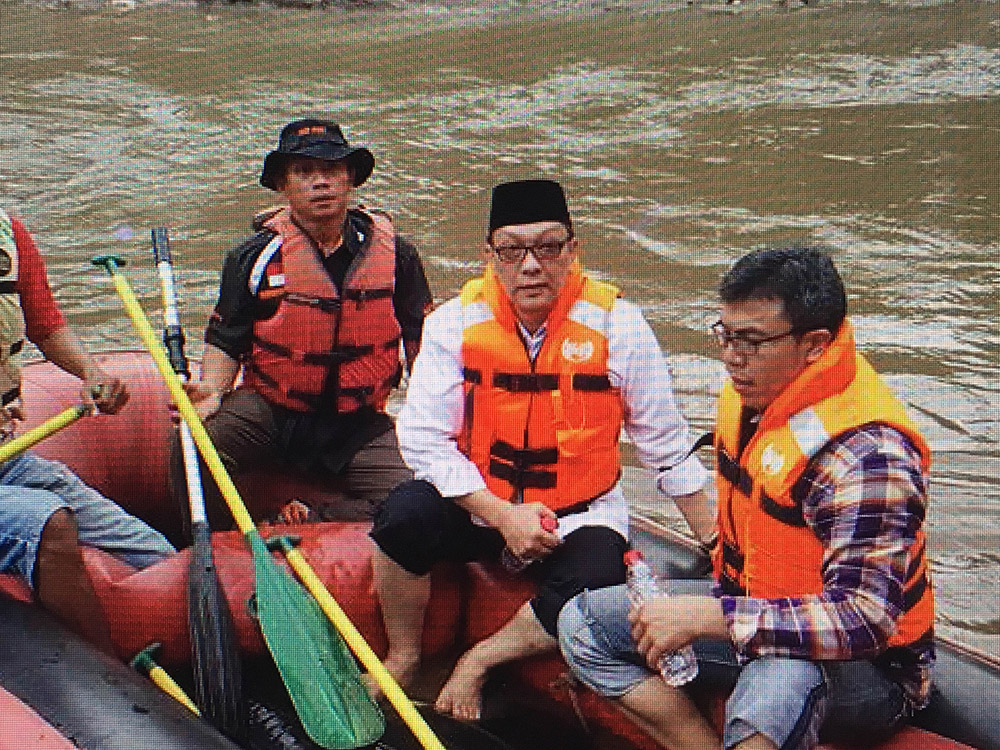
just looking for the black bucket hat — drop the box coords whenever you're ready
[259,119,375,190]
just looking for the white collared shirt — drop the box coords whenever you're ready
[396,294,709,539]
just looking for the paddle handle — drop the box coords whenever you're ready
[94,257,254,534]
[131,644,201,716]
[275,540,446,750]
[0,404,87,464]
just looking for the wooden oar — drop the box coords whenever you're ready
[150,228,245,740]
[0,404,88,464]
[92,255,386,750]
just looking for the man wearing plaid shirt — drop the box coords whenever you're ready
[558,247,935,750]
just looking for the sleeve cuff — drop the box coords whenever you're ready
[657,454,710,497]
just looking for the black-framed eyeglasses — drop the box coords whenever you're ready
[710,320,799,357]
[490,236,573,265]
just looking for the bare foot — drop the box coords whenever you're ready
[434,649,489,721]
[363,652,419,703]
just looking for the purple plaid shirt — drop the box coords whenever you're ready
[717,423,935,708]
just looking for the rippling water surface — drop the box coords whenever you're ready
[2,0,997,655]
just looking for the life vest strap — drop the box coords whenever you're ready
[463,367,482,385]
[571,373,612,391]
[490,440,558,468]
[492,372,559,392]
[761,492,807,527]
[488,460,557,490]
[717,447,753,496]
[341,287,393,303]
[283,292,341,313]
[903,573,929,611]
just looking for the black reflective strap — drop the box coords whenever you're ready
[245,361,279,388]
[721,540,744,572]
[463,368,482,385]
[903,573,929,611]
[0,281,15,295]
[383,365,403,391]
[1,386,20,406]
[571,373,611,391]
[8,340,22,357]
[338,385,375,400]
[283,292,341,313]
[716,448,753,496]
[492,372,558,392]
[341,287,393,303]
[382,335,402,351]
[760,492,806,527]
[253,336,294,359]
[490,440,558,468]
[488,459,557,489]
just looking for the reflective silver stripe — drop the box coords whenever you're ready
[248,236,283,295]
[567,298,611,337]
[787,408,830,459]
[462,300,493,330]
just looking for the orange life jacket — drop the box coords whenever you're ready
[243,207,402,414]
[712,320,934,646]
[459,263,624,512]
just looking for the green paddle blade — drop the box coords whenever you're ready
[249,532,385,749]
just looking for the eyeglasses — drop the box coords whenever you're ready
[490,237,572,265]
[710,320,799,357]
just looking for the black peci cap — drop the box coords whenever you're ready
[488,179,573,236]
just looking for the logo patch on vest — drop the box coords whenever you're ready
[760,444,785,475]
[561,339,594,363]
[267,273,286,288]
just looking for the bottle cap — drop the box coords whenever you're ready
[623,549,645,566]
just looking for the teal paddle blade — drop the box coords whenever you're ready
[249,532,385,749]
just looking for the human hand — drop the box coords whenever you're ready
[629,594,724,670]
[497,502,560,562]
[276,499,311,525]
[0,398,25,441]
[82,372,129,414]
[172,380,224,423]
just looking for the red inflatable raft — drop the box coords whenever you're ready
[1,351,995,750]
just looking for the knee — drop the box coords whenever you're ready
[38,509,79,557]
[369,480,446,574]
[725,658,827,750]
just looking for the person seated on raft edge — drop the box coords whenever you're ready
[0,211,175,654]
[369,178,716,719]
[170,118,432,539]
[557,247,937,750]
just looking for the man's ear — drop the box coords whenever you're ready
[803,329,834,363]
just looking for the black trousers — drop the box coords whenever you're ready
[370,479,628,636]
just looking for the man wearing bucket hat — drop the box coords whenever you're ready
[370,178,715,718]
[171,118,432,534]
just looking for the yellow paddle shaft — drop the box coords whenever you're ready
[100,265,254,533]
[282,546,446,750]
[0,405,87,464]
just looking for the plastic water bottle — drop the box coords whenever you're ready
[501,515,558,571]
[623,549,699,687]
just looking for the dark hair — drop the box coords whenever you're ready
[718,247,846,334]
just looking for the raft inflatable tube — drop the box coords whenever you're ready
[3,351,997,750]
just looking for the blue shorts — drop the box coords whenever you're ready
[0,452,175,589]
[558,583,909,750]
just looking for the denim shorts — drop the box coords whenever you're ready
[0,452,175,589]
[558,583,908,750]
